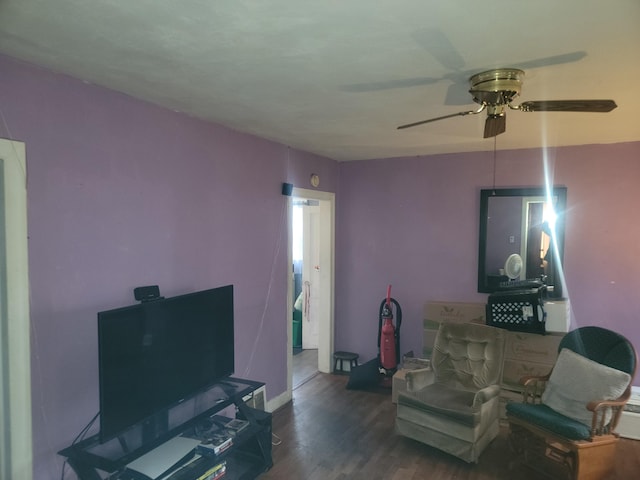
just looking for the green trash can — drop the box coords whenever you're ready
[293,311,302,348]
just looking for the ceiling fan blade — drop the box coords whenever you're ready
[511,51,587,70]
[411,28,466,72]
[484,115,506,138]
[342,76,441,93]
[397,107,484,130]
[519,100,617,113]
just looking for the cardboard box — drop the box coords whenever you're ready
[501,331,562,392]
[503,331,563,364]
[424,301,487,327]
[501,359,553,392]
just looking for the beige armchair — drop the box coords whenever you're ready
[396,322,505,463]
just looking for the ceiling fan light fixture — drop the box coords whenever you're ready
[469,68,524,106]
[396,67,617,137]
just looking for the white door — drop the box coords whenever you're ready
[301,204,320,349]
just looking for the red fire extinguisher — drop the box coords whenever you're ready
[378,285,402,372]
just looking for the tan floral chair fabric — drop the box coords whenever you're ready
[396,322,505,463]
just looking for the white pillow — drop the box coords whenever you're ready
[541,348,631,426]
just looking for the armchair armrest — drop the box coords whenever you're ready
[586,386,632,435]
[472,384,502,409]
[405,367,434,392]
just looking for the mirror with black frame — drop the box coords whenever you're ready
[478,186,567,297]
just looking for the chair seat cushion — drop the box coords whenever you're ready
[399,383,479,426]
[506,402,591,440]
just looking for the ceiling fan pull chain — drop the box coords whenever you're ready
[492,136,497,193]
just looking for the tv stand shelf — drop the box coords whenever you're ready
[59,378,272,480]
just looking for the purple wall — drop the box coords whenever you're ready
[2,52,640,479]
[485,196,522,274]
[0,55,338,479]
[336,145,640,375]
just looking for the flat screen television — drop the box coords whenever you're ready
[97,285,234,443]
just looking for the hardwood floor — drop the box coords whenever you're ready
[259,373,640,480]
[292,348,318,390]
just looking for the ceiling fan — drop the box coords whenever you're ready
[397,68,617,138]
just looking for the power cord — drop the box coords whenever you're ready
[60,411,100,480]
[243,198,287,378]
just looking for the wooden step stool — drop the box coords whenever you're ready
[333,351,359,374]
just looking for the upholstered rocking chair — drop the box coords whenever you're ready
[396,322,505,463]
[506,326,637,480]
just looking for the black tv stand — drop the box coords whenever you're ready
[59,378,272,480]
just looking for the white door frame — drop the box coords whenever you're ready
[286,188,335,395]
[0,139,32,480]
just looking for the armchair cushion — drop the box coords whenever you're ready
[400,383,479,426]
[507,403,591,440]
[432,323,504,391]
[541,348,631,426]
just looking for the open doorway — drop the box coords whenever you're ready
[287,188,334,393]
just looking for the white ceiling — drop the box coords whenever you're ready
[1,1,638,161]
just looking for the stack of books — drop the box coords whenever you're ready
[197,432,233,456]
[161,457,226,480]
[196,460,226,480]
[194,416,249,456]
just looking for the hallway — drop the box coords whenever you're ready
[292,349,318,389]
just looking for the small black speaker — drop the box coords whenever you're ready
[281,182,293,196]
[134,285,161,302]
